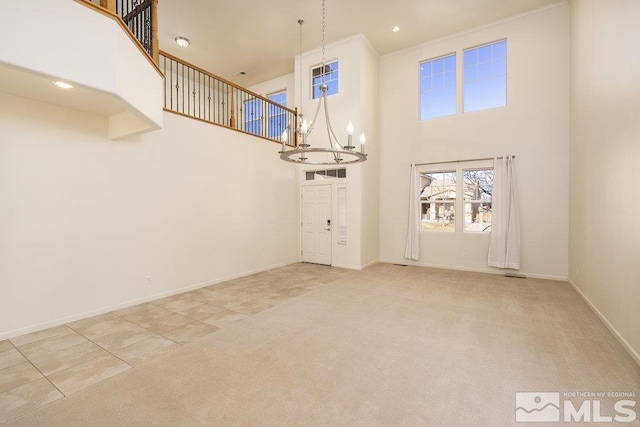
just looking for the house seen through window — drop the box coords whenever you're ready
[420,171,457,231]
[419,167,493,233]
[463,169,493,232]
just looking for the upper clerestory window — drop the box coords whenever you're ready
[463,40,507,112]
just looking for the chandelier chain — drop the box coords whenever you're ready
[298,19,304,119]
[321,0,326,65]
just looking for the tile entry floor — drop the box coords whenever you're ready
[0,263,351,423]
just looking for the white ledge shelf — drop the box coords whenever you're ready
[0,0,163,139]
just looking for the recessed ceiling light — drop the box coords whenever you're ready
[175,36,190,47]
[392,26,400,33]
[53,81,74,89]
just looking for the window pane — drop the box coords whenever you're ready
[464,65,477,84]
[478,62,491,79]
[432,73,444,89]
[422,75,432,91]
[478,45,492,63]
[420,53,457,120]
[493,58,506,76]
[463,169,493,232]
[445,55,456,72]
[432,58,444,73]
[464,49,477,66]
[463,40,507,112]
[312,61,339,99]
[244,99,262,136]
[493,41,507,59]
[419,170,456,231]
[267,91,287,138]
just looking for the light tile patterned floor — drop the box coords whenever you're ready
[0,263,350,423]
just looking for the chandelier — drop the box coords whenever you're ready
[279,0,367,165]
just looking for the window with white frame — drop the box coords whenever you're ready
[312,61,338,99]
[419,164,493,233]
[418,39,507,119]
[463,40,507,112]
[419,53,456,120]
[267,90,287,138]
[419,171,457,232]
[463,169,493,232]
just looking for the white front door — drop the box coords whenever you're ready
[302,185,332,265]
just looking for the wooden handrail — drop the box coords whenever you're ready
[160,51,298,147]
[120,0,151,22]
[159,50,298,116]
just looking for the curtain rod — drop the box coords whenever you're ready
[413,155,515,167]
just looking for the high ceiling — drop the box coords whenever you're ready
[158,0,561,88]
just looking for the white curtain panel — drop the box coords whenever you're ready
[488,156,521,269]
[405,163,421,261]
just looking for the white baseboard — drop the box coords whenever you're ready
[0,259,299,341]
[330,263,362,270]
[361,259,379,270]
[330,259,379,271]
[378,258,568,282]
[568,279,640,368]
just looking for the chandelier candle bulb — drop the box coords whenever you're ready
[360,133,366,153]
[346,121,354,149]
[281,130,288,151]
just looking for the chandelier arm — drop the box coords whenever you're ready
[323,108,341,162]
[322,92,343,149]
[307,90,324,137]
[321,93,343,162]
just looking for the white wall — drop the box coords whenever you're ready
[359,40,380,268]
[0,93,299,339]
[569,0,640,363]
[378,3,570,279]
[0,0,163,138]
[249,73,295,107]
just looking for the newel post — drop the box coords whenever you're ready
[230,90,236,128]
[151,0,159,65]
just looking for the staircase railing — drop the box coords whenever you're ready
[114,0,158,64]
[160,51,298,147]
[82,0,159,65]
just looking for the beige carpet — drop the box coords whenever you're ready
[7,264,640,426]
